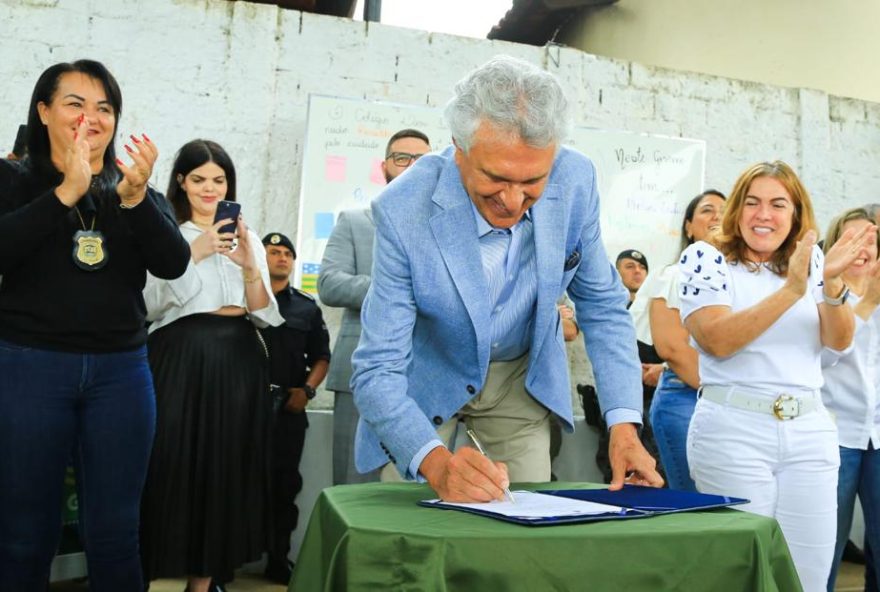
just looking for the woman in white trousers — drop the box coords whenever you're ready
[679,161,873,592]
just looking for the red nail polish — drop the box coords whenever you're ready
[142,133,151,142]
[116,158,124,166]
[78,114,84,124]
[124,144,133,152]
[130,135,140,143]
[73,131,78,141]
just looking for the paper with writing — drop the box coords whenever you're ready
[426,491,626,521]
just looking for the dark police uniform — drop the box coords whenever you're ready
[258,283,330,573]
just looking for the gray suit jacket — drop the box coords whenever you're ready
[318,208,375,393]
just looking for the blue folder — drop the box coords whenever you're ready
[542,485,750,515]
[418,485,749,526]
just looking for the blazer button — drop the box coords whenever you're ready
[432,415,443,426]
[466,384,476,394]
[390,456,396,463]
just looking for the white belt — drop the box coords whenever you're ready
[700,385,819,421]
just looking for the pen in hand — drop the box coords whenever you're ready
[466,429,516,504]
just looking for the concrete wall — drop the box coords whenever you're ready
[2,0,879,405]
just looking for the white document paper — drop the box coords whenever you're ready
[428,491,626,521]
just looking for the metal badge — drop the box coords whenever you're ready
[72,230,108,271]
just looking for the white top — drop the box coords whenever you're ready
[629,264,681,344]
[628,272,654,345]
[144,221,284,333]
[679,241,826,392]
[821,293,880,450]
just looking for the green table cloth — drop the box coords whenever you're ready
[290,482,802,591]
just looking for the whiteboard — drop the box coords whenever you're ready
[295,95,450,291]
[295,94,705,293]
[567,129,706,270]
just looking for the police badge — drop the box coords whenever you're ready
[72,230,107,270]
[72,206,107,271]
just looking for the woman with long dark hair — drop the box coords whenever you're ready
[0,59,189,591]
[141,140,282,592]
[648,189,725,491]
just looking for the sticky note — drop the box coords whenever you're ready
[370,158,386,185]
[314,212,335,239]
[325,155,347,182]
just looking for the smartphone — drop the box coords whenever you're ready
[213,200,241,234]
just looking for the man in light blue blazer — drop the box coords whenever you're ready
[351,55,663,502]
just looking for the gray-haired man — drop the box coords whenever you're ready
[351,55,663,501]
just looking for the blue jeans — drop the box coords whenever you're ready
[649,369,698,491]
[827,444,880,592]
[0,339,155,592]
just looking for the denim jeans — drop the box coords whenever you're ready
[0,339,155,592]
[649,369,698,491]
[827,444,880,592]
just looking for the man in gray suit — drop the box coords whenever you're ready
[318,128,431,485]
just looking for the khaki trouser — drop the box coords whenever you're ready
[381,354,551,483]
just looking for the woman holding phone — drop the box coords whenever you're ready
[141,139,282,592]
[0,59,190,591]
[680,161,871,591]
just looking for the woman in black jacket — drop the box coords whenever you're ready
[0,59,190,592]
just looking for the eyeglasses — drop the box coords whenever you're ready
[386,152,424,167]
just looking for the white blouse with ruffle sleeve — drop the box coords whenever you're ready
[678,240,826,392]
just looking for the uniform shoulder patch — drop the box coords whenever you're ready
[294,288,316,301]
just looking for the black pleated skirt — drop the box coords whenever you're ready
[140,314,272,579]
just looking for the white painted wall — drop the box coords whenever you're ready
[558,0,880,104]
[9,3,870,576]
[2,0,879,404]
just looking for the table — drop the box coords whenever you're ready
[290,482,802,591]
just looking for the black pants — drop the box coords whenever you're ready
[269,410,307,561]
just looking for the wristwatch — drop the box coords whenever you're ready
[823,286,850,306]
[303,384,317,400]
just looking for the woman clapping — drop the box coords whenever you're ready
[679,161,873,591]
[0,60,189,591]
[820,207,880,591]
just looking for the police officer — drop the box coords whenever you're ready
[259,232,330,584]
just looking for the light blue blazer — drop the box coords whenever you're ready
[351,146,642,476]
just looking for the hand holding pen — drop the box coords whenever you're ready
[467,430,516,504]
[418,431,513,503]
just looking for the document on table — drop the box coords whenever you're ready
[424,491,627,521]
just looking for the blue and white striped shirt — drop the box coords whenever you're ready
[472,202,538,361]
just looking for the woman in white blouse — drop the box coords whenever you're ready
[820,207,880,591]
[141,140,283,592]
[679,161,872,592]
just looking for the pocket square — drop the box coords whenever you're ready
[564,250,581,271]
